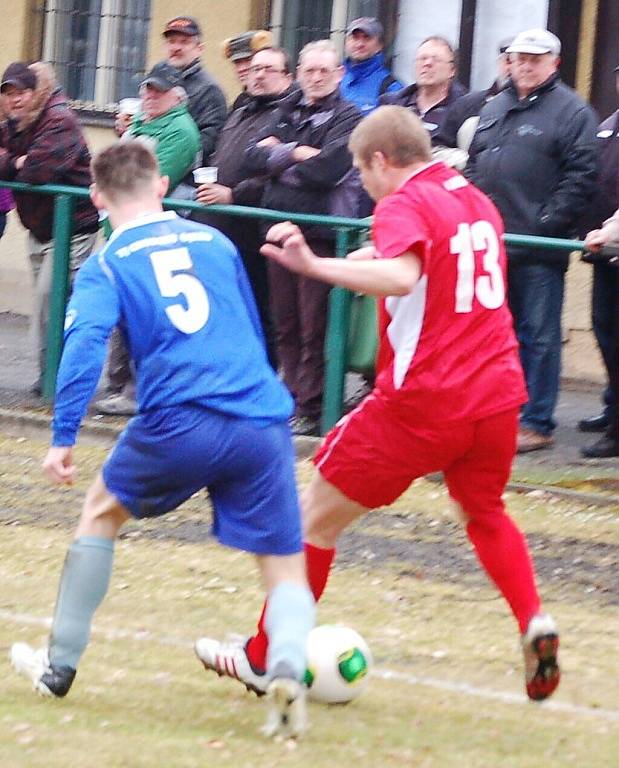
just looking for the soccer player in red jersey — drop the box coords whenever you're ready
[195,105,560,703]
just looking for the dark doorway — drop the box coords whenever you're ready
[590,0,619,120]
[547,0,582,88]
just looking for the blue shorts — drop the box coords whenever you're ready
[102,404,302,556]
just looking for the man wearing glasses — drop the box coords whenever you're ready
[192,47,295,367]
[239,40,362,437]
[381,36,467,138]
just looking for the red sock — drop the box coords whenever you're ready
[245,542,335,670]
[466,513,540,633]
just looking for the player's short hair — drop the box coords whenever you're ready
[349,105,432,167]
[92,141,160,202]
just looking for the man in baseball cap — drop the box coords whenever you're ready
[341,16,401,115]
[506,28,561,56]
[467,28,597,453]
[0,62,36,93]
[222,30,274,110]
[346,17,383,39]
[139,61,182,92]
[163,15,201,38]
[159,14,226,161]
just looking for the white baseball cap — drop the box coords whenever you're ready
[507,28,561,56]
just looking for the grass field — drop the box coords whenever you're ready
[0,434,618,767]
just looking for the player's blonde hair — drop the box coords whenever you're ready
[349,105,432,168]
[92,141,160,202]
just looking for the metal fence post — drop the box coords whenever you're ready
[321,228,354,434]
[42,194,74,400]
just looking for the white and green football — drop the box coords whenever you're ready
[305,624,373,704]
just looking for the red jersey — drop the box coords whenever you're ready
[371,160,526,422]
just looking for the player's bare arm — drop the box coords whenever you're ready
[43,446,76,485]
[261,222,420,297]
[346,244,378,260]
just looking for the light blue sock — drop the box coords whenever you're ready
[265,581,315,683]
[48,536,115,669]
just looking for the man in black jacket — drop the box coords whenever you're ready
[466,28,597,453]
[243,40,362,436]
[193,47,294,366]
[380,36,467,139]
[578,64,619,446]
[162,15,227,164]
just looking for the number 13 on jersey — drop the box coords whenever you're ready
[450,220,505,313]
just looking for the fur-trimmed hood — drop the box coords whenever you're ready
[4,61,62,132]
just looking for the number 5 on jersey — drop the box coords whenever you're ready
[150,247,210,333]
[450,220,505,313]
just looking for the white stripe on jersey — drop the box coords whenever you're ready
[385,274,428,389]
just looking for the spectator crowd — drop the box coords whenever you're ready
[0,13,617,456]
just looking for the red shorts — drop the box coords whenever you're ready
[314,394,518,513]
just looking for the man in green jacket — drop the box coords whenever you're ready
[126,61,201,192]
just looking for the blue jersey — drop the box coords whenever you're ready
[52,211,293,445]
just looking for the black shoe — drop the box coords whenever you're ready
[577,413,610,433]
[580,435,619,458]
[10,643,76,697]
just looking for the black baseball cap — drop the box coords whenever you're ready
[140,61,182,91]
[0,62,36,93]
[498,37,514,55]
[163,16,201,38]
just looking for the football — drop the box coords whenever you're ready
[305,624,373,704]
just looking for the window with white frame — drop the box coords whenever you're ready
[41,0,151,112]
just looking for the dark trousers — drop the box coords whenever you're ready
[591,262,619,419]
[268,240,332,419]
[508,260,566,435]
[605,267,619,439]
[240,248,277,370]
[106,328,134,397]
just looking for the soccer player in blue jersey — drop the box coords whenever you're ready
[9,140,315,740]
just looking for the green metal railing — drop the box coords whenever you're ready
[0,180,588,432]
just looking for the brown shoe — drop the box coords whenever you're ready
[517,428,554,453]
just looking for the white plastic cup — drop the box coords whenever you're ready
[193,166,218,184]
[118,98,141,116]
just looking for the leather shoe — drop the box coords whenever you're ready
[517,428,554,454]
[580,435,619,458]
[577,413,610,433]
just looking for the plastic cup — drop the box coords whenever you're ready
[118,98,141,116]
[193,166,218,184]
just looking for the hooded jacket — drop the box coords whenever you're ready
[341,52,402,116]
[126,102,201,192]
[466,73,598,266]
[0,63,98,243]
